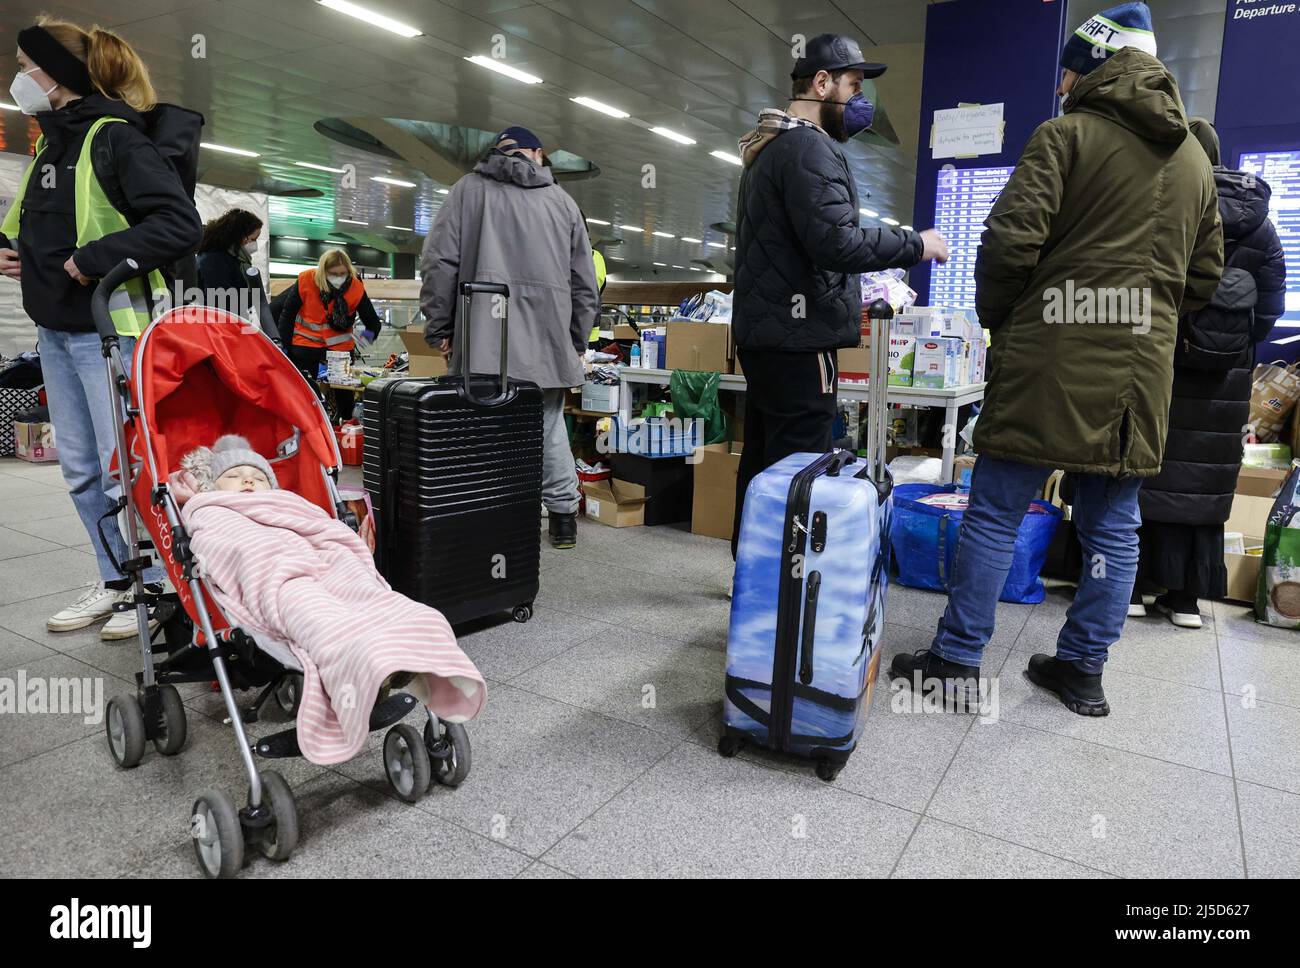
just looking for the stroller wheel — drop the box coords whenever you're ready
[105,694,146,768]
[257,770,299,862]
[274,674,303,718]
[384,723,431,803]
[191,790,244,879]
[153,684,187,755]
[426,719,471,789]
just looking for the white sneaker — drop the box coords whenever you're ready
[1127,603,1147,618]
[47,583,124,632]
[1153,596,1203,630]
[100,587,162,642]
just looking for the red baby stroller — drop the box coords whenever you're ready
[92,261,471,878]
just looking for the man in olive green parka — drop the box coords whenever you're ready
[891,2,1223,717]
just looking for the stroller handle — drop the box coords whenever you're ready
[92,258,144,347]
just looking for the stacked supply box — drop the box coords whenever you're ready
[888,335,916,387]
[893,307,986,388]
[912,337,964,389]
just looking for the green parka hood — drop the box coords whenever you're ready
[969,47,1224,478]
[1064,47,1189,146]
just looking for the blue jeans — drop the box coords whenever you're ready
[931,456,1141,675]
[36,327,164,585]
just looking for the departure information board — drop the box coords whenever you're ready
[1239,151,1300,341]
[928,165,1014,314]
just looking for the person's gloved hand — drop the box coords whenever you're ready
[362,329,377,344]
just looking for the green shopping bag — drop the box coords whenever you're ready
[668,369,729,445]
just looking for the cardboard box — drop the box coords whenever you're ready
[1224,546,1263,604]
[720,392,745,443]
[581,478,646,528]
[1227,493,1274,538]
[888,336,915,386]
[691,442,743,540]
[1223,492,1271,603]
[638,329,665,369]
[609,452,694,525]
[399,325,449,378]
[912,337,963,388]
[952,454,976,487]
[581,382,620,413]
[666,321,731,373]
[934,311,976,341]
[13,421,57,463]
[969,335,987,384]
[1237,466,1288,499]
[838,317,873,384]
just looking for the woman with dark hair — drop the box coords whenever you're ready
[195,207,276,338]
[1133,118,1287,628]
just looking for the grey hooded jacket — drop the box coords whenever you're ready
[419,150,600,389]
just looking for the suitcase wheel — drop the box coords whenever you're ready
[511,604,533,623]
[717,735,744,758]
[815,761,842,783]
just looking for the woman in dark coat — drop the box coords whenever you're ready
[195,207,276,338]
[1134,119,1287,627]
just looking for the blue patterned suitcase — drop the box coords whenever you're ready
[719,301,894,782]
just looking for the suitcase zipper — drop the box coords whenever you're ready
[770,452,835,752]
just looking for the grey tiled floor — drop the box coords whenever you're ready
[1,455,1298,878]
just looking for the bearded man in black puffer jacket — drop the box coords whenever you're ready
[730,32,948,557]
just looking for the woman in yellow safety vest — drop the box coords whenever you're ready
[276,248,382,421]
[0,17,200,641]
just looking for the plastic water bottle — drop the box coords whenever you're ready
[630,343,641,368]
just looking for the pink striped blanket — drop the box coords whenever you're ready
[181,489,485,764]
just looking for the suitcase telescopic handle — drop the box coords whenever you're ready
[863,299,893,486]
[458,280,512,406]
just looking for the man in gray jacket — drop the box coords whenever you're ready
[420,126,600,549]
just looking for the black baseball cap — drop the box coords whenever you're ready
[791,33,886,80]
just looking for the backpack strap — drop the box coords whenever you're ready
[89,121,136,224]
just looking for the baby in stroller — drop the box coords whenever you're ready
[170,435,486,765]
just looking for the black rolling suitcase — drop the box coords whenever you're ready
[364,281,542,626]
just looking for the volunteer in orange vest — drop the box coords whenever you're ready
[276,248,381,421]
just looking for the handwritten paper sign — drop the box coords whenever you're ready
[932,103,1005,159]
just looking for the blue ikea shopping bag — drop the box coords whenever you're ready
[890,483,1062,604]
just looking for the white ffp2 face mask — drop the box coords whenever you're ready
[9,69,58,115]
[327,274,347,288]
